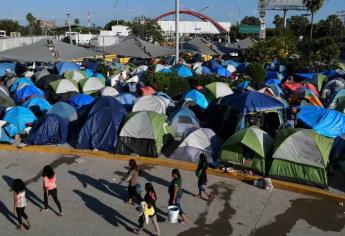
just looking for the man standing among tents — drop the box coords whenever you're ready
[284,106,300,128]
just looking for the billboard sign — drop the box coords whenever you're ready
[265,0,307,10]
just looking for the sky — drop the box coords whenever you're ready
[0,0,343,28]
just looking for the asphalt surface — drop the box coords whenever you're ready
[0,151,345,236]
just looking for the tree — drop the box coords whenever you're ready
[303,0,325,39]
[131,16,164,44]
[0,19,26,35]
[240,16,260,26]
[273,15,284,29]
[104,20,130,30]
[315,15,344,40]
[74,18,80,25]
[287,15,310,38]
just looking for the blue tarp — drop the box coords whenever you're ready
[4,123,18,137]
[0,127,12,143]
[295,73,315,80]
[265,79,281,86]
[159,68,172,74]
[25,114,68,145]
[202,66,212,75]
[84,69,93,78]
[85,62,99,73]
[15,85,44,103]
[3,106,37,133]
[216,67,230,78]
[67,94,95,111]
[223,60,240,68]
[175,65,193,78]
[93,73,105,80]
[237,81,250,91]
[0,63,16,77]
[56,62,80,75]
[208,59,222,72]
[23,96,51,113]
[183,89,209,109]
[221,91,285,115]
[10,77,34,93]
[76,107,124,152]
[322,70,342,79]
[298,106,345,138]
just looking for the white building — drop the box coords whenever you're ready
[91,25,131,47]
[158,20,231,35]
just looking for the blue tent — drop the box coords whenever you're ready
[223,60,240,68]
[298,106,345,138]
[3,123,18,137]
[236,63,248,73]
[84,68,93,78]
[67,94,95,111]
[0,127,12,143]
[266,70,279,80]
[268,83,284,97]
[0,63,16,77]
[265,79,281,86]
[295,73,315,80]
[23,96,51,113]
[10,77,34,93]
[221,91,285,115]
[183,89,209,109]
[236,81,250,91]
[115,93,136,110]
[47,102,78,122]
[322,70,342,79]
[159,67,172,74]
[88,96,126,128]
[76,107,125,152]
[25,114,69,145]
[93,73,105,80]
[56,62,80,75]
[208,59,222,72]
[15,85,44,103]
[175,65,193,78]
[3,106,37,133]
[216,67,230,78]
[202,66,212,75]
[85,61,99,73]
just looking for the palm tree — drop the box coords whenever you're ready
[303,0,325,40]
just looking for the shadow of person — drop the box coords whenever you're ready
[0,200,18,226]
[73,190,153,235]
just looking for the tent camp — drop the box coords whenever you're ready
[64,70,87,82]
[56,62,80,75]
[79,77,105,95]
[203,82,233,101]
[220,127,273,174]
[132,95,168,114]
[15,85,44,103]
[25,113,69,145]
[22,96,51,116]
[88,96,126,121]
[3,106,37,134]
[269,129,333,188]
[170,128,221,163]
[100,87,119,97]
[168,107,200,138]
[47,102,78,122]
[117,111,175,157]
[49,79,79,95]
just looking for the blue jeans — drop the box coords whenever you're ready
[198,183,206,195]
[175,197,184,215]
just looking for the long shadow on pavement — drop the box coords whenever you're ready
[177,181,236,236]
[0,200,18,226]
[73,190,154,235]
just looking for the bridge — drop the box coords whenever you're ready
[154,10,229,34]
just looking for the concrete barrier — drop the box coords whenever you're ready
[0,36,48,51]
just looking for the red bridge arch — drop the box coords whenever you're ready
[154,10,229,34]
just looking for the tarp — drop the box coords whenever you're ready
[25,113,68,145]
[221,91,285,115]
[67,94,95,111]
[3,106,37,133]
[56,62,80,75]
[298,106,345,138]
[0,63,16,77]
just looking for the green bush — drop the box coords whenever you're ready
[245,63,266,83]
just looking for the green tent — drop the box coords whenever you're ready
[269,129,333,188]
[203,82,233,101]
[117,111,175,157]
[313,73,327,92]
[338,62,345,71]
[220,127,273,174]
[49,79,79,95]
[0,94,15,107]
[64,70,87,82]
[79,77,105,95]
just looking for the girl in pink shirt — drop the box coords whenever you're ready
[41,165,63,216]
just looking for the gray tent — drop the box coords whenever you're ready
[230,37,257,50]
[132,95,169,114]
[181,38,221,55]
[0,39,101,62]
[170,128,221,163]
[100,37,175,58]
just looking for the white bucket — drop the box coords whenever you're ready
[168,205,179,223]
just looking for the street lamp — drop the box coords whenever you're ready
[194,6,209,37]
[66,13,72,44]
[175,0,179,64]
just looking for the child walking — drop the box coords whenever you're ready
[195,154,213,201]
[12,179,31,230]
[41,165,63,216]
[124,159,142,205]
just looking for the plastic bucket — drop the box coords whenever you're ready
[168,205,179,223]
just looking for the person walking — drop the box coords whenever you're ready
[41,165,63,216]
[12,179,31,230]
[123,159,142,205]
[133,183,160,235]
[195,154,213,201]
[168,169,187,224]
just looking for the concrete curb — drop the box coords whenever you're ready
[1,144,345,203]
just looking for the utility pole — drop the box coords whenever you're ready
[175,0,179,64]
[67,13,72,44]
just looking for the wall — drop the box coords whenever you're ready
[0,36,48,51]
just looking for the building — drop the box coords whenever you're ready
[158,20,231,36]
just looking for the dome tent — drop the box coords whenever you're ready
[117,111,175,157]
[168,107,200,138]
[3,106,37,134]
[132,95,168,114]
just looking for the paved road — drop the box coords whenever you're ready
[0,151,344,236]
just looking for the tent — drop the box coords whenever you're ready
[328,88,345,107]
[34,70,50,82]
[15,85,44,103]
[0,63,16,77]
[3,106,37,133]
[49,79,79,95]
[295,73,327,92]
[47,102,78,122]
[298,106,345,138]
[321,78,345,99]
[132,95,168,114]
[64,70,87,82]
[88,96,126,121]
[203,82,233,101]
[36,74,61,90]
[85,61,100,73]
[76,106,125,152]
[183,89,209,109]
[330,135,345,172]
[283,82,319,96]
[23,96,51,115]
[269,129,333,188]
[174,64,193,78]
[9,77,34,93]
[117,111,175,157]
[56,62,80,75]
[0,93,15,107]
[0,126,12,143]
[170,128,221,163]
[115,93,136,110]
[0,84,10,97]
[79,77,105,95]
[334,96,345,113]
[290,88,323,107]
[220,127,273,174]
[216,67,231,78]
[24,113,69,145]
[159,67,172,74]
[168,107,200,138]
[108,71,127,87]
[67,94,95,111]
[100,87,119,97]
